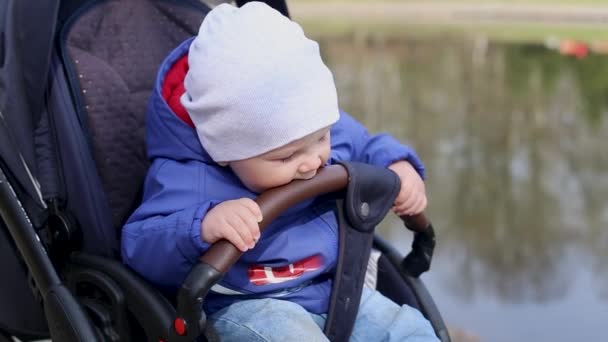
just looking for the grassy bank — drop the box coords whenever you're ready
[299,19,608,43]
[294,0,608,6]
[291,1,608,43]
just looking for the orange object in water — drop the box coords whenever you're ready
[559,39,589,59]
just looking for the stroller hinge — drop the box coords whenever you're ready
[44,198,81,259]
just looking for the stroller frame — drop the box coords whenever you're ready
[0,0,450,341]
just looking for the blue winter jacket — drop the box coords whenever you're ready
[121,38,425,315]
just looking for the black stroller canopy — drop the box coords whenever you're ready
[0,0,61,215]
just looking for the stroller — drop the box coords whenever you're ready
[0,0,450,341]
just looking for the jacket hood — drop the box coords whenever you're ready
[146,38,214,163]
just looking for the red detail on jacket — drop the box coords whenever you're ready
[161,55,194,128]
[248,255,323,286]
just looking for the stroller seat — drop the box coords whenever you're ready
[0,0,450,341]
[62,0,207,231]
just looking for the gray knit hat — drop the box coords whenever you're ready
[181,2,340,162]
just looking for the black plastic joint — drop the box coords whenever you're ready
[174,263,222,340]
[401,224,436,278]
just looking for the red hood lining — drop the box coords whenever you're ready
[161,55,194,128]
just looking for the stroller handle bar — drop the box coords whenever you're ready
[199,164,429,273]
[174,164,431,340]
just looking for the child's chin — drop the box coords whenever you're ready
[245,183,273,194]
[247,181,292,194]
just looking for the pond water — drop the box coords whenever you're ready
[320,35,608,342]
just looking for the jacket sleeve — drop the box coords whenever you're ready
[330,111,425,178]
[121,160,219,292]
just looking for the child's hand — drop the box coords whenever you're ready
[201,198,263,252]
[388,161,427,216]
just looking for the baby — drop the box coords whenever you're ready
[123,2,436,341]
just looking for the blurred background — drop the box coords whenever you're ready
[288,0,608,341]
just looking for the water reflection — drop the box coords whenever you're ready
[319,35,608,334]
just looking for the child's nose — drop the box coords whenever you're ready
[298,155,322,174]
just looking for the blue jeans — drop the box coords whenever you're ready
[205,287,439,341]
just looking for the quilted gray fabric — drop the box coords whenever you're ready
[64,0,206,228]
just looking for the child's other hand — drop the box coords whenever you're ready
[388,161,427,216]
[201,198,263,252]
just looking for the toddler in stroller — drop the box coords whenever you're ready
[123,2,435,341]
[0,0,449,341]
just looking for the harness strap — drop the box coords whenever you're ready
[324,162,401,341]
[324,203,375,341]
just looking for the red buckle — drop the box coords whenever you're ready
[173,317,187,336]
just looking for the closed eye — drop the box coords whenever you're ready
[278,154,295,163]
